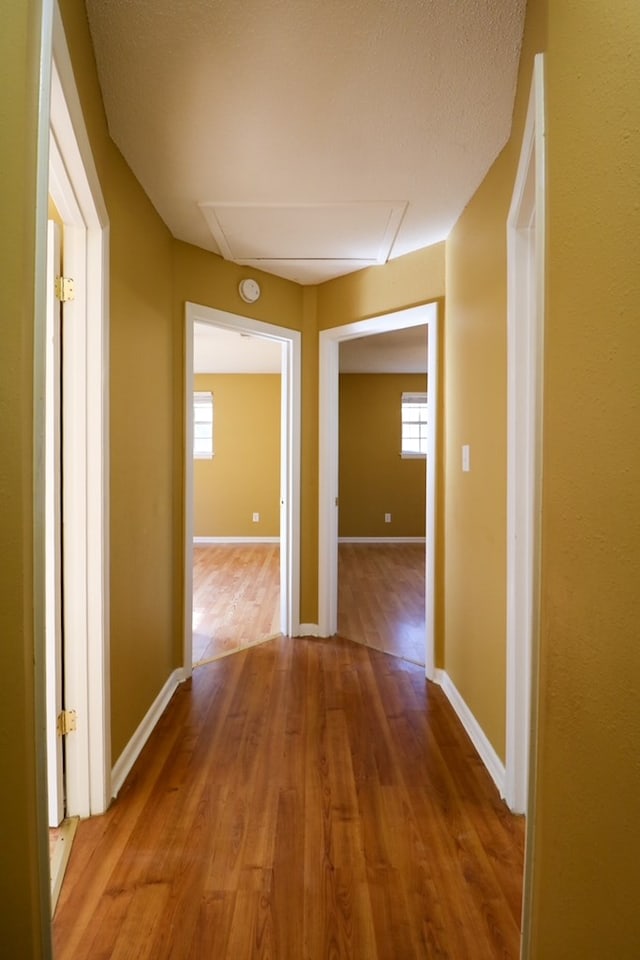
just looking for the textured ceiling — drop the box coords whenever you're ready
[194,323,426,374]
[86,0,526,284]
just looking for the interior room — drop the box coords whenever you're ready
[3,1,639,958]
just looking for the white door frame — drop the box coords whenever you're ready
[318,302,439,679]
[45,220,64,826]
[505,53,546,817]
[183,302,301,670]
[48,5,110,817]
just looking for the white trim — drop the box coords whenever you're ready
[506,54,546,818]
[184,317,195,674]
[111,669,184,798]
[49,6,110,818]
[45,220,64,827]
[297,623,320,637]
[185,303,301,672]
[338,537,426,544]
[49,817,78,915]
[434,669,506,797]
[318,303,438,680]
[194,536,280,544]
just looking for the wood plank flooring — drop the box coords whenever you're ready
[192,544,280,664]
[193,542,426,666]
[53,636,524,959]
[338,542,426,665]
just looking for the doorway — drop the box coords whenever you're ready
[318,302,439,678]
[336,328,428,664]
[191,322,283,663]
[183,302,301,670]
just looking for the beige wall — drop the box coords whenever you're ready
[193,375,281,537]
[316,243,445,328]
[0,0,51,952]
[339,374,426,538]
[528,1,640,955]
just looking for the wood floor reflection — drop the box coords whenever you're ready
[192,543,280,664]
[338,542,426,665]
[53,635,525,960]
[193,542,425,665]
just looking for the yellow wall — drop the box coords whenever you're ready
[527,1,640,956]
[443,0,546,760]
[339,374,426,537]
[193,375,280,537]
[0,0,51,953]
[316,243,445,328]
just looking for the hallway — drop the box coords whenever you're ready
[53,636,524,959]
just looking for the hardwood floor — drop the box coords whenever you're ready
[53,636,524,959]
[193,542,426,666]
[192,544,280,664]
[338,542,426,665]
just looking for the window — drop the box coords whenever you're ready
[401,392,428,457]
[194,391,214,459]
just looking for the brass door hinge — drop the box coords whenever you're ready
[57,709,77,736]
[54,276,75,302]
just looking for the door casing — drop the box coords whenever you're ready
[505,53,546,819]
[47,7,110,817]
[183,301,301,669]
[45,220,64,827]
[318,302,439,679]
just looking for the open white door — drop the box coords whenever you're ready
[45,220,64,827]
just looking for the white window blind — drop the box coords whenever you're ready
[401,392,428,457]
[194,391,214,459]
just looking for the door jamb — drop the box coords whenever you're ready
[318,302,438,679]
[48,7,111,817]
[183,302,301,671]
[505,53,545,819]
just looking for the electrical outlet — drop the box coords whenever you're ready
[385,513,392,523]
[252,512,260,522]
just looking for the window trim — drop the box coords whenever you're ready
[193,390,214,460]
[401,391,428,459]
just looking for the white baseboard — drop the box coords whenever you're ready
[297,623,320,637]
[194,536,280,544]
[50,817,78,915]
[338,536,426,544]
[111,668,184,798]
[434,668,506,798]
